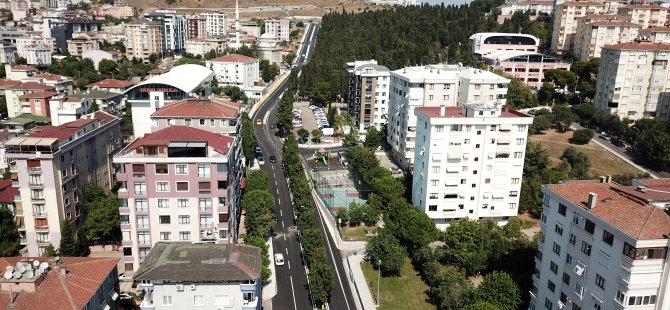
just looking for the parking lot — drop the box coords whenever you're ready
[292,101,331,134]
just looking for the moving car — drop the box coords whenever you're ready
[256,119,262,125]
[269,155,277,163]
[258,157,265,166]
[274,253,285,266]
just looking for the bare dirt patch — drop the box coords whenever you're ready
[530,129,642,176]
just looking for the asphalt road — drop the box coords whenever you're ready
[252,23,356,310]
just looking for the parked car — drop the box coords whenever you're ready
[256,119,263,125]
[389,167,402,174]
[269,155,277,163]
[272,210,278,220]
[274,253,285,266]
[118,273,132,282]
[258,157,266,165]
[255,146,261,153]
[119,292,133,300]
[612,139,625,147]
[599,132,612,141]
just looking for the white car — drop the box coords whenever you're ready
[118,273,132,282]
[274,253,285,266]
[258,157,265,166]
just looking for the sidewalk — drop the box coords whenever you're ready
[262,238,278,301]
[345,254,378,310]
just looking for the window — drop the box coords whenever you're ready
[162,295,172,306]
[581,241,592,256]
[562,273,570,285]
[550,261,558,274]
[176,182,189,191]
[134,182,146,195]
[429,193,438,199]
[157,199,169,208]
[159,215,171,224]
[584,219,595,234]
[199,119,206,126]
[430,180,439,186]
[193,295,204,306]
[214,295,231,306]
[431,166,440,173]
[160,232,171,241]
[180,231,191,240]
[558,204,567,216]
[428,205,437,211]
[566,254,573,265]
[511,178,520,184]
[435,125,444,132]
[199,198,212,210]
[627,295,657,306]
[178,215,190,224]
[516,138,525,145]
[155,164,168,174]
[595,274,605,289]
[135,199,148,212]
[178,199,188,208]
[209,119,215,127]
[602,230,614,245]
[552,242,561,255]
[509,191,518,197]
[555,224,563,236]
[443,95,449,100]
[569,234,576,245]
[615,291,625,304]
[544,298,553,310]
[175,164,188,174]
[547,280,555,292]
[198,164,210,178]
[428,95,433,100]
[508,203,516,209]
[156,182,169,192]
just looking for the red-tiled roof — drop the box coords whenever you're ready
[0,80,22,88]
[577,14,621,20]
[559,1,605,6]
[0,257,119,310]
[544,180,670,240]
[510,0,552,4]
[209,53,258,63]
[7,82,55,91]
[86,79,135,89]
[604,41,670,51]
[19,91,59,99]
[620,4,669,9]
[587,21,642,27]
[415,106,532,118]
[123,126,235,155]
[10,65,37,71]
[640,26,670,33]
[151,98,240,118]
[29,112,117,142]
[0,179,17,204]
[634,178,670,187]
[32,73,71,81]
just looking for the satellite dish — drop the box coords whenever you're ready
[17,264,25,274]
[15,262,21,269]
[12,271,21,279]
[25,270,34,279]
[39,262,48,271]
[26,263,33,271]
[3,271,12,279]
[5,266,13,272]
[32,260,40,267]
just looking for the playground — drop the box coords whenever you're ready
[304,148,371,213]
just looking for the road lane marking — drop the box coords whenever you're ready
[280,210,283,216]
[288,260,291,270]
[317,207,352,310]
[276,188,279,194]
[283,233,286,240]
[290,276,298,310]
[286,248,288,255]
[282,221,285,228]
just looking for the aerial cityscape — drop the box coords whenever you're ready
[0,0,667,309]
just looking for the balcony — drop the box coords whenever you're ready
[122,240,132,247]
[217,205,229,214]
[14,209,23,216]
[136,225,150,231]
[17,225,25,231]
[33,211,47,218]
[529,290,537,300]
[241,297,259,310]
[31,196,45,201]
[35,225,49,231]
[20,238,27,245]
[29,182,44,189]
[217,222,229,229]
[28,167,42,174]
[119,207,130,214]
[121,223,131,230]
[200,223,214,229]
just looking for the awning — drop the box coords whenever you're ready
[432,153,442,161]
[500,124,513,131]
[447,151,462,160]
[497,137,511,144]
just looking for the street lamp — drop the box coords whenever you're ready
[377,259,381,307]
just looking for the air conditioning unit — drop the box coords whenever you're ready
[176,284,184,291]
[557,301,565,309]
[190,284,196,291]
[573,265,585,276]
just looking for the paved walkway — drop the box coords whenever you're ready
[262,239,278,304]
[345,254,378,310]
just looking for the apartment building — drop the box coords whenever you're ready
[639,27,670,44]
[573,20,641,60]
[531,178,670,310]
[15,36,54,58]
[18,91,59,117]
[28,73,73,95]
[469,33,540,54]
[205,53,260,90]
[593,39,670,121]
[617,3,670,29]
[87,79,136,94]
[4,65,37,80]
[387,64,509,170]
[412,104,532,229]
[125,64,213,137]
[124,18,164,63]
[203,12,228,37]
[0,41,16,64]
[185,38,228,57]
[24,46,52,66]
[186,14,207,39]
[48,96,94,126]
[66,36,99,57]
[144,10,187,53]
[5,82,55,118]
[113,126,244,273]
[551,2,607,54]
[346,60,391,132]
[135,243,261,310]
[265,17,290,42]
[497,0,553,23]
[5,112,122,256]
[150,98,240,136]
[481,51,570,88]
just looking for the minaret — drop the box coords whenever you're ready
[235,0,240,48]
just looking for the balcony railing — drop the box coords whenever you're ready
[14,210,23,216]
[28,167,42,174]
[33,211,47,218]
[217,205,229,214]
[35,225,49,230]
[19,238,27,245]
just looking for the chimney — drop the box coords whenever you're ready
[60,266,67,277]
[439,105,445,117]
[599,176,606,183]
[587,192,597,210]
[605,175,612,183]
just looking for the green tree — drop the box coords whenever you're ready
[59,220,77,256]
[245,235,272,282]
[149,53,159,63]
[366,229,407,275]
[551,106,577,132]
[260,60,280,82]
[347,203,365,226]
[462,301,500,310]
[505,78,537,109]
[242,190,275,238]
[311,129,323,143]
[297,21,305,27]
[523,141,550,176]
[364,126,383,149]
[385,200,439,249]
[245,170,270,193]
[84,196,120,242]
[543,69,576,90]
[560,147,591,179]
[574,103,594,121]
[42,244,58,257]
[297,128,310,142]
[571,129,594,144]
[336,208,349,226]
[529,114,552,135]
[222,86,249,106]
[537,82,554,104]
[241,113,257,163]
[429,265,474,310]
[442,219,505,275]
[474,271,521,310]
[98,59,117,75]
[0,207,20,256]
[343,130,360,148]
[283,52,296,65]
[310,260,335,306]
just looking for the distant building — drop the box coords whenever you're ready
[0,256,121,310]
[15,36,54,58]
[0,41,16,64]
[134,243,261,310]
[469,33,540,54]
[617,3,670,29]
[48,96,93,126]
[0,131,17,170]
[66,36,99,57]
[186,14,206,39]
[4,65,37,80]
[593,39,670,121]
[113,126,244,273]
[551,2,607,54]
[205,53,260,92]
[480,51,571,88]
[87,79,136,94]
[184,38,228,57]
[81,49,120,70]
[18,91,60,117]
[144,10,187,53]
[24,46,52,66]
[203,12,228,37]
[5,112,122,256]
[265,17,290,42]
[497,0,553,23]
[71,89,125,113]
[28,73,73,95]
[346,60,391,132]
[573,19,641,61]
[258,35,282,65]
[49,18,102,53]
[124,18,164,63]
[124,64,213,137]
[240,22,261,37]
[150,98,240,136]
[639,27,670,44]
[412,104,532,228]
[4,82,55,118]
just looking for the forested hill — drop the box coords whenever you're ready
[299,2,551,102]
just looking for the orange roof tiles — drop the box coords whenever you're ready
[29,111,117,142]
[587,21,642,27]
[620,4,669,9]
[19,91,59,99]
[32,73,71,81]
[604,41,670,51]
[10,65,37,71]
[123,126,235,155]
[86,79,136,89]
[7,82,55,91]
[151,98,240,118]
[641,26,670,33]
[544,180,670,240]
[209,53,258,63]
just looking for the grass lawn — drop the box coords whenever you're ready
[361,257,433,310]
[530,129,642,176]
[341,225,376,241]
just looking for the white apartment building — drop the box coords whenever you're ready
[5,112,121,256]
[203,12,227,37]
[264,18,290,42]
[0,41,16,64]
[135,243,261,310]
[48,96,92,126]
[144,10,187,53]
[469,33,540,54]
[639,27,670,44]
[412,104,532,229]
[346,60,391,132]
[573,20,641,61]
[531,178,670,310]
[15,36,54,58]
[551,2,607,54]
[185,38,228,56]
[497,0,553,24]
[593,40,670,121]
[205,53,260,90]
[125,18,164,63]
[24,46,52,65]
[113,126,244,273]
[618,3,670,29]
[387,64,510,170]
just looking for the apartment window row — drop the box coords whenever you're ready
[616,291,657,306]
[133,180,227,194]
[623,243,667,260]
[132,163,227,175]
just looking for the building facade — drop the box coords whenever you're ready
[265,18,290,42]
[24,46,52,66]
[551,2,607,54]
[639,27,670,44]
[66,36,99,57]
[205,54,260,90]
[134,243,261,310]
[573,20,641,61]
[5,112,122,256]
[387,64,510,170]
[412,104,532,229]
[593,40,670,121]
[346,60,391,132]
[469,32,540,54]
[0,41,16,64]
[497,0,553,23]
[125,19,164,63]
[113,126,244,273]
[617,3,670,29]
[186,14,207,40]
[481,51,571,88]
[143,10,187,53]
[203,12,227,37]
[150,98,240,136]
[531,178,670,310]
[5,82,56,118]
